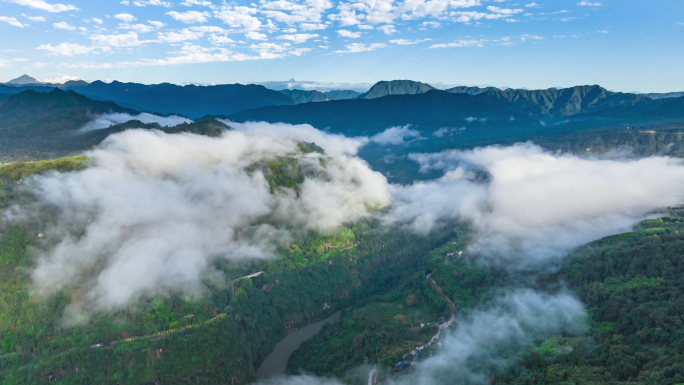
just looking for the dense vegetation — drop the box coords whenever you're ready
[492,216,684,385]
[287,228,503,378]
[0,154,456,384]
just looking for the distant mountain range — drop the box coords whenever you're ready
[227,84,683,135]
[3,76,684,119]
[0,89,230,160]
[64,81,295,119]
[278,89,361,104]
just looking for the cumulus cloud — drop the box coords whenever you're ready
[114,13,137,22]
[431,126,464,137]
[0,16,25,28]
[336,29,361,38]
[166,10,210,24]
[7,0,77,12]
[26,126,389,311]
[276,33,319,43]
[215,5,262,30]
[334,42,385,53]
[402,290,587,385]
[387,143,684,267]
[53,21,75,30]
[37,42,93,56]
[78,113,192,132]
[370,125,423,145]
[389,38,431,45]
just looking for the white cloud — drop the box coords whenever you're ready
[79,113,191,132]
[166,10,210,24]
[597,29,607,33]
[156,29,204,43]
[92,17,103,24]
[53,21,75,30]
[334,42,385,53]
[148,20,165,28]
[300,22,327,30]
[336,29,361,38]
[39,74,81,83]
[260,0,333,25]
[114,13,137,22]
[7,0,77,13]
[119,23,155,33]
[389,38,431,45]
[282,27,297,32]
[578,1,601,5]
[487,6,523,14]
[520,33,543,40]
[37,42,92,55]
[357,24,374,29]
[524,2,539,7]
[181,0,215,6]
[133,0,172,6]
[389,143,684,267]
[276,33,319,43]
[120,0,129,3]
[370,125,423,145]
[431,126,464,137]
[429,39,486,48]
[209,33,234,44]
[420,21,440,27]
[0,16,25,28]
[377,24,397,34]
[26,15,46,22]
[215,5,262,30]
[245,31,268,40]
[410,290,587,384]
[90,32,148,48]
[27,126,388,310]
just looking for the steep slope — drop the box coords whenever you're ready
[358,80,435,99]
[66,81,294,118]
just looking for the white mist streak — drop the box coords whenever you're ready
[389,142,684,266]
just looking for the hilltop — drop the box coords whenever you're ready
[357,80,435,99]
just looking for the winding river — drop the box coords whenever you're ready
[255,311,341,380]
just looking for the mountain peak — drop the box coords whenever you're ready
[7,75,39,85]
[359,80,435,99]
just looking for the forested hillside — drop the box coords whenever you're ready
[493,216,684,384]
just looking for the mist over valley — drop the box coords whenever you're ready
[1,3,684,381]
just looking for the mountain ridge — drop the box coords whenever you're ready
[357,80,435,99]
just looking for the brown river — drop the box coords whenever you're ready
[255,311,341,380]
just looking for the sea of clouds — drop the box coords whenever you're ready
[14,118,684,383]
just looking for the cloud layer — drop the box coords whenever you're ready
[28,126,389,311]
[388,143,684,267]
[79,112,192,132]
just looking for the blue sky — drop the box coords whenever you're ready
[0,0,682,92]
